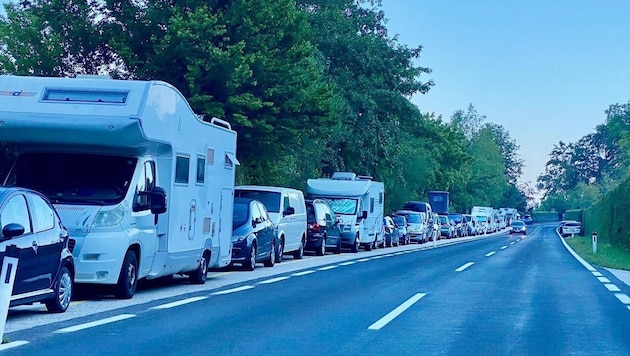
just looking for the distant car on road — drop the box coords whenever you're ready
[510,220,527,235]
[560,220,582,237]
[522,214,533,225]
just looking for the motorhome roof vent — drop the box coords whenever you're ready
[42,88,128,103]
[331,172,357,181]
[357,175,373,180]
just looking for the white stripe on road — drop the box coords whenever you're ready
[0,341,29,351]
[592,271,603,277]
[615,293,630,304]
[292,270,316,277]
[258,276,290,285]
[516,239,521,242]
[605,284,621,292]
[340,261,356,266]
[150,296,208,310]
[500,246,508,250]
[211,286,255,295]
[368,293,427,330]
[510,242,516,245]
[485,251,496,257]
[455,262,475,272]
[318,265,338,271]
[55,314,136,333]
[598,277,611,283]
[357,258,371,262]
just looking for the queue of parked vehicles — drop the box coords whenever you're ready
[0,75,534,317]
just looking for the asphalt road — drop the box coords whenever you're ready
[3,224,630,355]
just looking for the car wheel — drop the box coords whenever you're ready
[366,239,373,251]
[115,250,138,299]
[189,251,209,284]
[264,240,275,267]
[45,266,73,313]
[245,242,257,271]
[293,237,305,259]
[276,237,284,263]
[351,235,360,253]
[316,236,326,256]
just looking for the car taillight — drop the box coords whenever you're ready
[308,223,322,232]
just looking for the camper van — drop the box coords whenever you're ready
[0,75,238,299]
[471,206,496,233]
[306,172,384,252]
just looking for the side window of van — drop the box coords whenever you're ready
[288,192,304,214]
[133,161,156,212]
[283,195,291,214]
[1,195,32,235]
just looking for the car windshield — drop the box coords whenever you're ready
[398,213,421,223]
[512,221,525,227]
[393,216,405,226]
[235,190,281,213]
[320,198,358,215]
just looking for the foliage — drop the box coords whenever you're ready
[567,236,630,270]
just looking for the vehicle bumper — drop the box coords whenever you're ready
[70,231,132,285]
[231,239,252,263]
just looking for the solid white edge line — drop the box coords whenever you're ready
[592,272,603,277]
[455,262,475,272]
[485,251,496,257]
[368,293,427,330]
[357,258,371,262]
[605,284,621,292]
[615,293,630,304]
[211,285,255,295]
[55,314,136,333]
[318,265,338,271]
[292,270,316,277]
[150,296,208,310]
[0,341,29,351]
[598,277,611,283]
[340,261,356,266]
[258,276,290,285]
[558,229,596,271]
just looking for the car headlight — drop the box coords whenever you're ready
[232,235,247,242]
[92,204,126,228]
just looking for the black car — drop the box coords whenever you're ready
[0,186,74,313]
[231,197,276,271]
[305,199,342,255]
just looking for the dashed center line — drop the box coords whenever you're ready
[211,286,255,295]
[615,293,630,304]
[510,242,516,245]
[485,251,496,257]
[258,276,290,284]
[598,277,611,283]
[55,314,136,333]
[150,296,208,310]
[500,246,508,250]
[455,262,475,272]
[368,293,427,330]
[592,271,603,277]
[605,284,621,292]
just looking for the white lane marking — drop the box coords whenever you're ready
[357,258,371,262]
[455,262,475,272]
[368,293,427,330]
[55,314,136,333]
[258,276,290,285]
[500,246,508,250]
[598,277,611,283]
[150,296,208,310]
[485,251,496,257]
[558,232,597,271]
[292,270,316,277]
[592,271,603,277]
[615,293,630,304]
[516,239,521,242]
[0,341,29,351]
[510,242,516,245]
[211,286,255,295]
[372,255,385,259]
[318,265,338,271]
[605,284,621,292]
[340,261,356,266]
[627,306,630,312]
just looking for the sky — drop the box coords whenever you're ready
[1,1,629,185]
[380,0,630,185]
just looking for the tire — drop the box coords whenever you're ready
[351,236,360,253]
[263,240,276,267]
[244,242,257,271]
[334,238,342,254]
[276,237,284,263]
[189,251,209,284]
[293,237,304,259]
[316,236,326,256]
[45,266,73,313]
[115,250,138,299]
[365,240,373,251]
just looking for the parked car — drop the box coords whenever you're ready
[235,186,307,262]
[463,214,476,236]
[438,214,455,238]
[560,220,582,237]
[392,215,410,245]
[231,197,276,271]
[522,214,533,225]
[448,213,466,237]
[394,210,426,243]
[510,220,527,235]
[428,212,441,241]
[1,187,74,313]
[383,216,400,247]
[305,199,342,255]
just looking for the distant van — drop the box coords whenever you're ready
[403,201,433,216]
[235,186,307,261]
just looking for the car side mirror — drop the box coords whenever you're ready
[2,223,25,239]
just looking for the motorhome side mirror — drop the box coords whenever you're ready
[150,187,167,215]
[361,211,368,220]
[284,207,295,216]
[2,223,25,239]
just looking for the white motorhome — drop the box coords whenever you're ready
[471,206,496,234]
[306,172,384,252]
[0,75,238,298]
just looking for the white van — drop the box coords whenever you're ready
[0,75,238,298]
[235,186,307,261]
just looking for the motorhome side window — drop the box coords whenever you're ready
[196,157,205,184]
[133,161,156,212]
[175,155,190,184]
[370,198,375,213]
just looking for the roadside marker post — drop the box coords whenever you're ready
[592,232,598,254]
[0,245,19,342]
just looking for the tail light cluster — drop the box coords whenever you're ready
[308,223,323,232]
